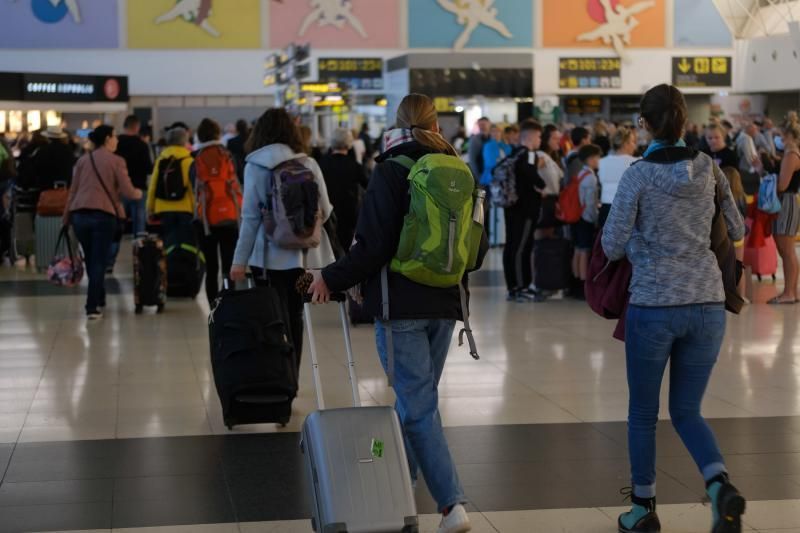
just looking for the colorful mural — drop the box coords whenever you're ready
[0,0,119,48]
[128,0,261,49]
[408,0,533,49]
[543,0,666,59]
[269,0,400,49]
[674,0,731,47]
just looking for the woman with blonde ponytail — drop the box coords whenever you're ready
[309,93,486,533]
[770,116,800,304]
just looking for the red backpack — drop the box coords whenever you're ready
[194,145,242,229]
[557,169,587,224]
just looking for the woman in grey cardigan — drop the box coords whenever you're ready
[602,85,746,533]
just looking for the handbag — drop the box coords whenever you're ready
[47,225,84,287]
[89,152,126,242]
[36,182,69,216]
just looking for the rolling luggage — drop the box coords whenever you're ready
[133,235,167,314]
[744,236,778,281]
[208,278,297,429]
[12,187,37,261]
[165,222,205,298]
[301,296,418,533]
[35,215,64,272]
[534,237,573,291]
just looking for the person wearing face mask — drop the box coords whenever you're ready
[64,125,143,320]
[598,126,639,227]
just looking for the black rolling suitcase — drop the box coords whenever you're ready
[165,221,205,298]
[133,235,167,314]
[208,279,298,429]
[534,237,573,291]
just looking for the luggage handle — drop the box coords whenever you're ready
[303,298,360,412]
[222,276,256,291]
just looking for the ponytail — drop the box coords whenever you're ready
[396,93,458,157]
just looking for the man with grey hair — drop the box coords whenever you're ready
[319,128,367,250]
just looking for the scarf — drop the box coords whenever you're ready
[643,138,686,158]
[382,128,415,153]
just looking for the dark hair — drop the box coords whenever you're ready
[235,119,249,137]
[166,121,189,132]
[578,144,603,162]
[520,119,543,134]
[123,115,140,129]
[89,125,114,148]
[570,126,590,146]
[245,108,304,155]
[640,84,687,144]
[478,116,490,123]
[197,118,221,143]
[504,124,519,135]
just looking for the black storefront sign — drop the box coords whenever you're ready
[672,56,731,88]
[318,58,383,91]
[0,72,129,103]
[410,68,532,98]
[559,57,622,90]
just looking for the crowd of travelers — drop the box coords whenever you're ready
[3,85,800,532]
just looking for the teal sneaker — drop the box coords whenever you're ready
[618,489,661,533]
[707,475,746,533]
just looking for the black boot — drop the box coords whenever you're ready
[618,493,661,533]
[707,474,746,533]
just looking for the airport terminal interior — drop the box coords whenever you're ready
[3,1,800,532]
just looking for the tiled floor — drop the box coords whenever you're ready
[3,247,800,531]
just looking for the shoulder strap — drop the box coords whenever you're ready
[388,155,416,171]
[89,152,120,217]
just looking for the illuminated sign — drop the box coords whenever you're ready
[318,58,383,90]
[559,57,621,90]
[0,72,129,103]
[672,56,731,88]
[564,97,603,115]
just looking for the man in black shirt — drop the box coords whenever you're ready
[504,120,546,302]
[116,115,152,236]
[703,123,739,170]
[226,119,249,184]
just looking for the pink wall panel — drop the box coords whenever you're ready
[269,0,401,49]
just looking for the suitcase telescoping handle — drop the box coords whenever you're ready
[222,276,256,291]
[303,293,360,411]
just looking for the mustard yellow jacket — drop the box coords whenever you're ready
[146,145,195,215]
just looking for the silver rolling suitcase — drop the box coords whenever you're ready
[35,215,64,272]
[301,296,418,533]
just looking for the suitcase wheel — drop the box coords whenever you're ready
[278,417,289,428]
[135,305,143,315]
[772,274,777,282]
[757,274,763,282]
[156,304,165,314]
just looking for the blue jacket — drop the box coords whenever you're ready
[480,140,511,186]
[232,143,334,271]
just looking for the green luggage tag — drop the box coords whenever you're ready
[371,438,384,459]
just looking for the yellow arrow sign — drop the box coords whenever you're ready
[677,58,692,74]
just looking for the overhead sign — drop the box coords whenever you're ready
[318,58,384,90]
[559,57,621,90]
[0,72,129,103]
[564,97,604,115]
[672,56,731,87]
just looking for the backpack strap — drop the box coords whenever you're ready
[457,283,479,360]
[380,266,396,388]
[388,155,416,171]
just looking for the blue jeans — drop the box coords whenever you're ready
[374,319,465,512]
[125,197,147,236]
[70,210,115,313]
[626,304,728,498]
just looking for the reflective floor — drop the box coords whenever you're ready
[1,247,800,532]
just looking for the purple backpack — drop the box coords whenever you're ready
[263,157,322,249]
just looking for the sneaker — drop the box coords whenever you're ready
[86,311,103,321]
[708,474,746,533]
[506,290,518,302]
[618,490,661,533]
[437,504,471,533]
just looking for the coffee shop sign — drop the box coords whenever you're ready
[26,82,95,96]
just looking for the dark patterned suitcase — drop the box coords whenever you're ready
[133,235,166,314]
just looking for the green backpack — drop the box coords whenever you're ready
[389,154,484,288]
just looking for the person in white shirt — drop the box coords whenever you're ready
[598,126,639,226]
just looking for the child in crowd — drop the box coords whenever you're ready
[573,144,603,283]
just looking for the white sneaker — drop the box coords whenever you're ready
[87,311,103,321]
[437,504,471,533]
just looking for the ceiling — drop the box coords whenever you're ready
[712,0,800,38]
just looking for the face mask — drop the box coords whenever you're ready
[775,136,785,151]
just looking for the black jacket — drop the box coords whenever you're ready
[33,141,75,189]
[322,141,488,320]
[116,134,152,190]
[510,147,546,214]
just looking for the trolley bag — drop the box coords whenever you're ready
[301,295,418,533]
[34,215,64,272]
[534,237,573,291]
[133,235,166,314]
[208,278,297,429]
[165,221,206,298]
[12,187,38,261]
[743,218,779,281]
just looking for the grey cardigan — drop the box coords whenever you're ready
[602,148,745,307]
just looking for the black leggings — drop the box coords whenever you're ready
[503,205,539,291]
[201,226,238,304]
[251,267,305,372]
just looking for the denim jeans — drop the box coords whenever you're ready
[626,304,728,498]
[70,210,115,313]
[374,318,465,512]
[125,197,147,236]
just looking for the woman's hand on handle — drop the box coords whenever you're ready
[229,264,247,282]
[308,270,331,305]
